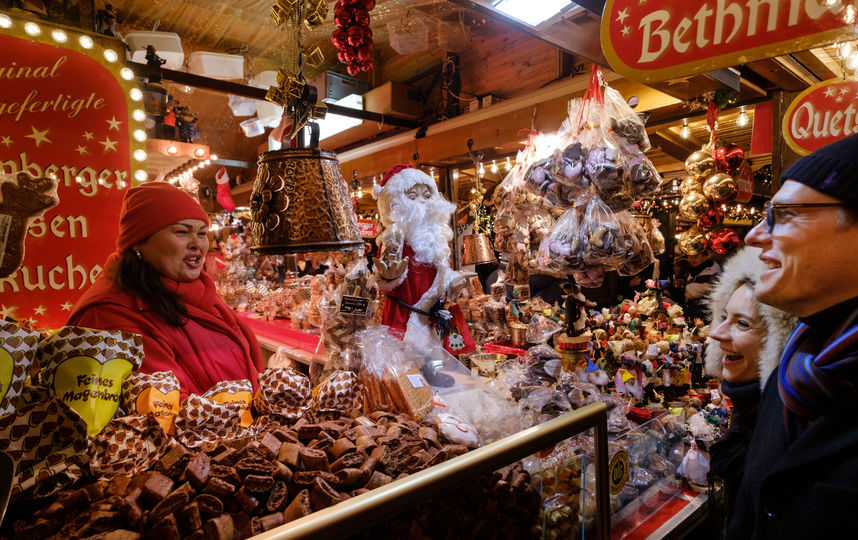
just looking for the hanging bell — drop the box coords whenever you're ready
[249,125,362,254]
[462,233,497,266]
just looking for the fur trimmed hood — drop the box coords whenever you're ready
[704,246,798,390]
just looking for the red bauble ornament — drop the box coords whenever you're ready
[331,28,349,49]
[359,0,375,9]
[337,50,349,63]
[347,25,365,47]
[347,62,361,76]
[354,8,370,26]
[713,143,745,174]
[360,59,373,71]
[356,45,372,62]
[709,228,741,255]
[697,205,725,229]
[335,10,353,29]
[341,47,356,63]
[341,0,360,6]
[333,2,345,16]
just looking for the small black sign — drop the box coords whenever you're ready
[339,295,370,316]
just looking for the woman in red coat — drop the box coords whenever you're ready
[68,182,262,399]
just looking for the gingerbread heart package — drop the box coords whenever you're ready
[122,371,181,435]
[314,370,362,414]
[38,327,143,437]
[0,321,39,417]
[175,379,253,448]
[0,393,88,498]
[88,415,168,479]
[252,367,312,419]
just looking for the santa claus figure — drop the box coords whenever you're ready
[372,166,474,382]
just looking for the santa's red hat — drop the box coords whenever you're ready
[372,165,439,200]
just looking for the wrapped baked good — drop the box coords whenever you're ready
[122,371,181,435]
[605,85,651,151]
[314,370,362,414]
[88,415,168,479]
[253,367,312,419]
[38,327,143,437]
[175,380,253,448]
[538,203,586,274]
[580,195,627,267]
[0,393,88,497]
[0,321,39,417]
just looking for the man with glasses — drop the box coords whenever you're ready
[727,133,858,538]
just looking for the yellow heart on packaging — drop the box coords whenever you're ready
[53,355,133,437]
[0,347,12,403]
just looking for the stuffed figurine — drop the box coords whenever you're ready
[372,166,475,384]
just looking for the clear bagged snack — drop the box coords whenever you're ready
[616,211,656,276]
[538,203,586,275]
[580,194,627,267]
[605,85,651,151]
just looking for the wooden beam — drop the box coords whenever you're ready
[745,58,811,92]
[447,0,606,64]
[771,90,802,192]
[790,51,837,82]
[649,131,700,163]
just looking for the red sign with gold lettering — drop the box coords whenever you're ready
[601,0,858,83]
[0,28,139,329]
[783,78,858,156]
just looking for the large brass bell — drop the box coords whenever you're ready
[249,125,362,254]
[462,233,497,266]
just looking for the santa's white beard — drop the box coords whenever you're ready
[390,196,456,267]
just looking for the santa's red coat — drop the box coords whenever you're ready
[382,244,437,332]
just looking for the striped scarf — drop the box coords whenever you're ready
[778,305,858,429]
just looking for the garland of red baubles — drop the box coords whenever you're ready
[332,0,375,76]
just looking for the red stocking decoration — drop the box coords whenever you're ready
[215,166,236,212]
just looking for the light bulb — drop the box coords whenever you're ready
[129,88,143,101]
[0,14,12,28]
[194,148,206,158]
[847,54,858,70]
[210,154,218,161]
[167,145,178,155]
[132,109,145,121]
[104,49,118,63]
[736,107,749,127]
[478,163,485,177]
[24,22,41,36]
[505,156,512,171]
[451,169,459,181]
[839,42,856,58]
[490,160,498,174]
[51,30,67,43]
[134,170,148,182]
[133,149,146,161]
[79,35,93,49]
[121,68,135,81]
[680,119,691,139]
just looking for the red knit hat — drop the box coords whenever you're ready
[116,182,210,253]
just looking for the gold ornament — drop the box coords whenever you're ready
[685,150,716,179]
[678,226,708,256]
[679,191,711,221]
[679,176,703,197]
[702,173,739,203]
[303,46,324,68]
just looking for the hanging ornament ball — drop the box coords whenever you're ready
[342,47,357,63]
[362,0,376,9]
[709,228,741,255]
[341,0,361,7]
[678,226,709,256]
[335,10,353,29]
[354,8,370,26]
[360,59,374,71]
[334,2,346,16]
[337,50,349,63]
[697,205,725,229]
[685,150,716,179]
[356,45,372,62]
[679,176,704,197]
[703,173,739,203]
[347,63,361,76]
[679,191,711,221]
[347,25,365,47]
[713,143,746,174]
[332,28,349,48]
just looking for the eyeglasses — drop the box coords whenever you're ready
[763,201,847,232]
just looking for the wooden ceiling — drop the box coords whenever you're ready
[98,0,846,206]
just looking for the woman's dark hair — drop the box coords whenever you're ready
[112,250,188,326]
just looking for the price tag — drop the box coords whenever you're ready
[339,295,370,316]
[406,373,427,388]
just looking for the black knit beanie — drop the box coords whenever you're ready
[781,133,858,208]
